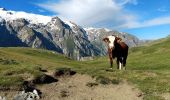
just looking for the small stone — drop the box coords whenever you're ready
[0,96,7,100]
[21,91,25,94]
[33,90,40,99]
[137,92,143,97]
[14,94,25,100]
[33,90,38,95]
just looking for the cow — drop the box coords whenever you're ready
[103,35,128,70]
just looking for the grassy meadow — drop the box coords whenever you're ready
[0,37,170,100]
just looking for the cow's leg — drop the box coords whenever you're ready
[123,48,128,70]
[116,58,119,69]
[109,57,113,68]
[123,59,126,70]
[119,57,123,70]
[109,55,113,68]
[116,57,123,70]
[108,48,113,68]
[119,62,122,70]
[123,56,127,70]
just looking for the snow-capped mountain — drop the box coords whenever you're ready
[0,8,141,60]
[0,8,51,24]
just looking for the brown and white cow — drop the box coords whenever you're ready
[103,35,128,70]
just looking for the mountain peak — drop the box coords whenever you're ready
[0,7,7,11]
[0,8,51,25]
[51,17,61,21]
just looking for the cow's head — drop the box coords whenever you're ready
[115,36,122,44]
[103,35,122,49]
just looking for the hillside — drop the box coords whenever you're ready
[0,36,170,99]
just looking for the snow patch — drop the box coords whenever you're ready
[0,8,6,11]
[0,17,3,22]
[84,27,98,31]
[0,8,52,24]
[103,28,111,32]
[85,27,111,32]
[119,32,126,34]
[64,21,76,28]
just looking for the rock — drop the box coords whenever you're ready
[33,90,39,96]
[0,96,6,100]
[22,81,35,92]
[33,74,58,84]
[137,92,143,97]
[13,93,25,100]
[14,90,40,100]
[27,90,40,100]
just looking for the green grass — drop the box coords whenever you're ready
[0,37,170,99]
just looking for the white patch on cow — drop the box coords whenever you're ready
[107,36,116,48]
[119,62,122,70]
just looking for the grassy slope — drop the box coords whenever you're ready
[0,37,170,99]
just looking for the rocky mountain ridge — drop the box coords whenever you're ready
[0,8,142,60]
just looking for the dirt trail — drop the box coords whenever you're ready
[38,74,143,100]
[0,74,143,100]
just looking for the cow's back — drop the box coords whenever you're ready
[113,42,128,58]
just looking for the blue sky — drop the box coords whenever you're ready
[0,0,170,40]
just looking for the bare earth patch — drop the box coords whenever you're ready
[38,74,143,100]
[0,73,143,100]
[162,93,170,100]
[0,90,17,99]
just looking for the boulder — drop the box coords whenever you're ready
[13,90,40,100]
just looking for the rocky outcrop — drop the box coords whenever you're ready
[13,90,40,100]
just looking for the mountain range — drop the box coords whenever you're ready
[0,8,142,60]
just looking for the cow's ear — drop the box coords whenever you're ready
[103,37,109,42]
[115,37,122,43]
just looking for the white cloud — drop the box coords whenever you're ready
[119,16,170,29]
[142,17,170,27]
[36,0,170,30]
[115,0,138,6]
[37,0,138,28]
